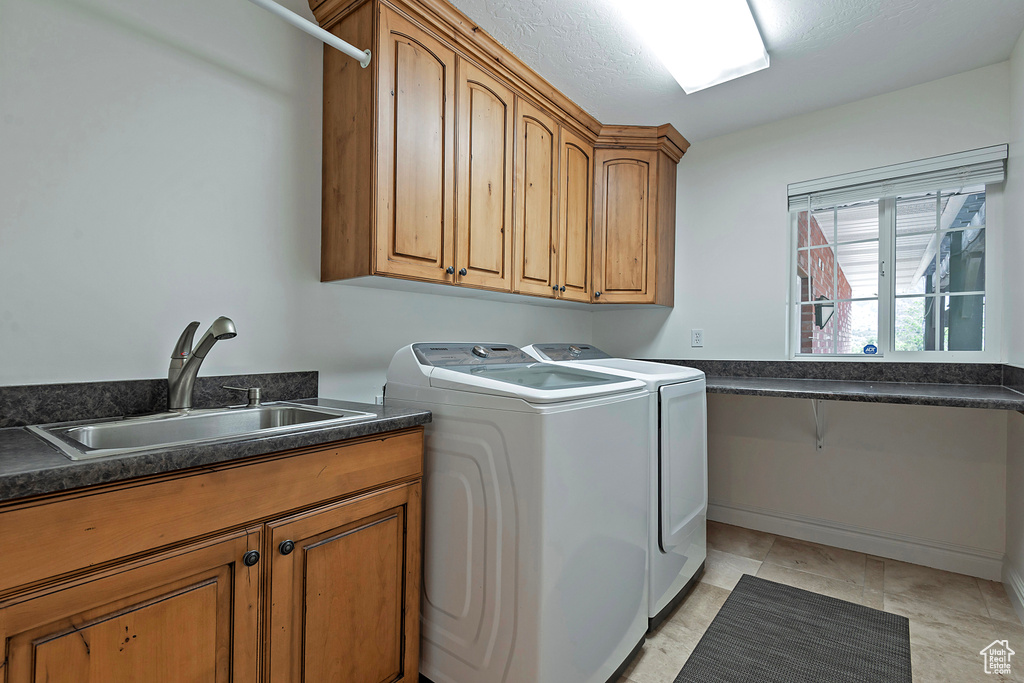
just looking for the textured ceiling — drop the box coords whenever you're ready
[446,0,1024,141]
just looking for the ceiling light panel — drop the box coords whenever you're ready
[613,0,769,93]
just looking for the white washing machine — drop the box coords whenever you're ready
[385,343,650,683]
[523,344,707,630]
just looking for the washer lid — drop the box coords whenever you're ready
[409,343,645,403]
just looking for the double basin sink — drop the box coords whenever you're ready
[29,403,375,461]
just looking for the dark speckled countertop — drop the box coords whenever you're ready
[0,398,430,504]
[650,360,1024,410]
[703,376,1024,410]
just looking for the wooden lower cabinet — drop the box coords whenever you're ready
[268,482,421,682]
[0,528,261,683]
[0,429,424,683]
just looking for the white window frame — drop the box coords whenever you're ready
[789,199,890,358]
[787,175,1002,362]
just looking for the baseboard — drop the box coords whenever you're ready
[709,500,1004,581]
[1003,561,1024,626]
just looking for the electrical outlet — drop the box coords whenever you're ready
[691,329,704,347]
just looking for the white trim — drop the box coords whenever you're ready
[708,499,1004,580]
[1003,561,1024,627]
[788,145,1007,210]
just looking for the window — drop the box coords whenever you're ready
[788,146,1005,357]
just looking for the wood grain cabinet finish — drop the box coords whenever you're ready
[0,428,425,683]
[0,529,261,683]
[557,127,594,302]
[512,97,560,298]
[593,150,658,304]
[268,482,421,682]
[375,6,457,283]
[592,129,684,305]
[311,0,688,304]
[456,59,515,291]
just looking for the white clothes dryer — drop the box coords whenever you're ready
[523,344,707,630]
[385,343,650,683]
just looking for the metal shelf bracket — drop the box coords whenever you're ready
[812,399,825,450]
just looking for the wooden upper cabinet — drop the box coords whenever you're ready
[312,0,687,304]
[0,529,261,683]
[375,6,457,283]
[557,127,593,302]
[455,59,514,291]
[513,97,560,297]
[593,150,657,303]
[592,134,682,306]
[268,482,421,683]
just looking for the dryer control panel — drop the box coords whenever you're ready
[412,343,536,367]
[530,344,612,362]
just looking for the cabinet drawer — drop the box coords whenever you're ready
[0,429,423,595]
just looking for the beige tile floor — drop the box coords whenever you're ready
[619,522,1024,683]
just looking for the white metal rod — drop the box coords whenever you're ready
[245,0,371,67]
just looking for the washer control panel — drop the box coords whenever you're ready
[531,343,612,362]
[413,343,535,367]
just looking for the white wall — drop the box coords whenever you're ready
[1007,31,1024,369]
[708,395,1007,579]
[593,62,1011,361]
[1003,29,1024,620]
[0,0,591,401]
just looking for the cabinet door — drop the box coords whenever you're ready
[593,149,658,303]
[512,97,559,297]
[557,127,594,302]
[456,59,514,291]
[268,482,422,683]
[0,528,261,683]
[376,7,457,283]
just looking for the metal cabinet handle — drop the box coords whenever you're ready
[559,286,566,292]
[243,550,260,566]
[552,285,558,291]
[459,268,467,276]
[595,291,601,298]
[279,540,295,555]
[445,266,455,275]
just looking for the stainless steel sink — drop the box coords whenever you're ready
[28,403,375,461]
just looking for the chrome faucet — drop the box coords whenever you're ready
[168,316,237,411]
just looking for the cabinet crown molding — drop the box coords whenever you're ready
[596,124,690,163]
[309,0,603,138]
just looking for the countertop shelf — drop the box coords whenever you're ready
[704,376,1024,411]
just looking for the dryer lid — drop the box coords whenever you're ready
[524,343,611,362]
[576,358,705,384]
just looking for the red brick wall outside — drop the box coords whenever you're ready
[796,212,852,353]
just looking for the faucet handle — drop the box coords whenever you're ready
[223,386,262,407]
[171,321,201,359]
